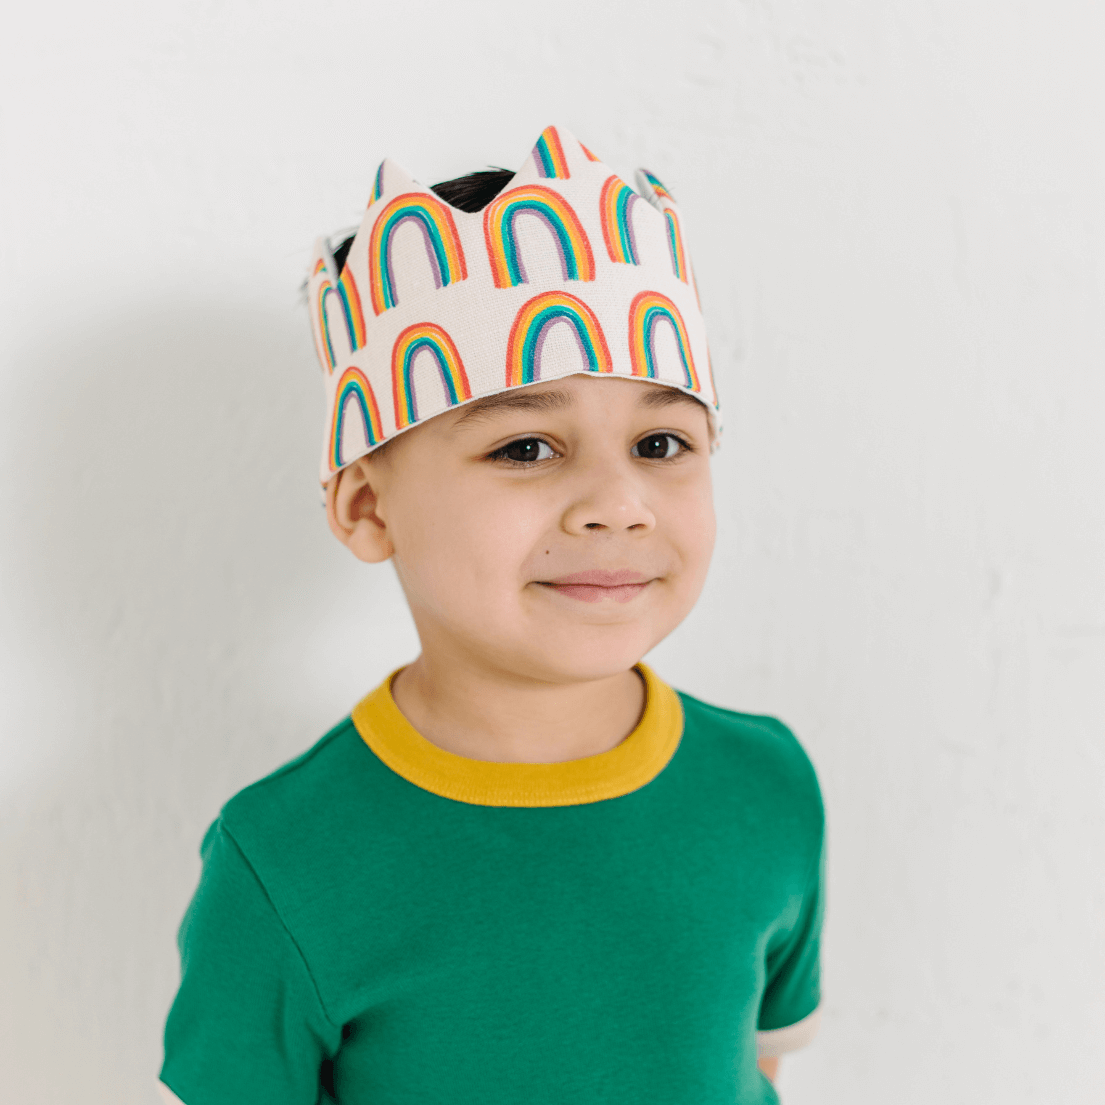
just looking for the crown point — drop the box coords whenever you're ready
[635,168,677,209]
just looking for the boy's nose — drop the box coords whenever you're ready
[560,463,656,535]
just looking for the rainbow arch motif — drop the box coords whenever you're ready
[484,185,595,289]
[664,208,689,283]
[330,367,384,472]
[314,265,367,371]
[628,291,699,391]
[641,169,675,202]
[391,323,472,430]
[506,291,612,387]
[579,140,601,163]
[368,162,385,206]
[599,176,641,266]
[368,193,468,315]
[533,126,570,179]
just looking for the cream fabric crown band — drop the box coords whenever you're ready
[307,125,720,485]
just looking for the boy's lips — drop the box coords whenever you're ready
[536,569,656,604]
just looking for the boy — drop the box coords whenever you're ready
[159,126,825,1105]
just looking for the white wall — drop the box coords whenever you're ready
[2,2,1103,1101]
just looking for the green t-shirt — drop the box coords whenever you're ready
[160,665,825,1105]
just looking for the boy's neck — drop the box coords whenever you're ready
[390,653,646,764]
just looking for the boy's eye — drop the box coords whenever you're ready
[492,437,557,464]
[632,433,686,460]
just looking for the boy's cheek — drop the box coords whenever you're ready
[398,521,534,613]
[665,482,717,555]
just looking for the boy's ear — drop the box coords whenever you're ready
[326,458,393,563]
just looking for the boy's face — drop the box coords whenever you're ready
[329,374,716,683]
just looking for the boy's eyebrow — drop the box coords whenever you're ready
[454,388,574,425]
[636,386,709,413]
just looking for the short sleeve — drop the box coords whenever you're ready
[756,830,825,1054]
[160,819,341,1105]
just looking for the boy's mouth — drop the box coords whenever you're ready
[536,570,654,604]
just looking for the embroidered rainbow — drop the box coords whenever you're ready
[368,193,468,315]
[330,367,383,471]
[579,140,601,163]
[664,208,689,283]
[599,176,641,265]
[314,264,367,371]
[641,169,674,201]
[506,291,612,387]
[533,126,569,179]
[368,162,385,206]
[391,323,472,430]
[628,291,699,391]
[483,185,595,289]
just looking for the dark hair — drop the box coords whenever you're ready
[430,168,514,213]
[331,168,514,275]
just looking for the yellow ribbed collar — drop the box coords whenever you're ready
[350,663,683,808]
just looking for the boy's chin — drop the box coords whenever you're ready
[490,627,668,686]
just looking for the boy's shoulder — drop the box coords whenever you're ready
[216,714,371,845]
[677,688,811,758]
[674,687,824,821]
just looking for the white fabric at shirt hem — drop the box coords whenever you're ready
[158,1082,186,1105]
[756,1006,822,1057]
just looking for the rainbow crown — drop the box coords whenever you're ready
[308,125,718,484]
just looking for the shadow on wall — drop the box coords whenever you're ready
[1,296,406,1099]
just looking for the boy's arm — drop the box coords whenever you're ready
[757,1057,780,1082]
[756,805,826,1078]
[755,1003,824,1084]
[160,818,342,1105]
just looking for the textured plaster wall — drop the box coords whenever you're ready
[2,2,1103,1101]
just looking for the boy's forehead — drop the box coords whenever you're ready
[454,378,707,426]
